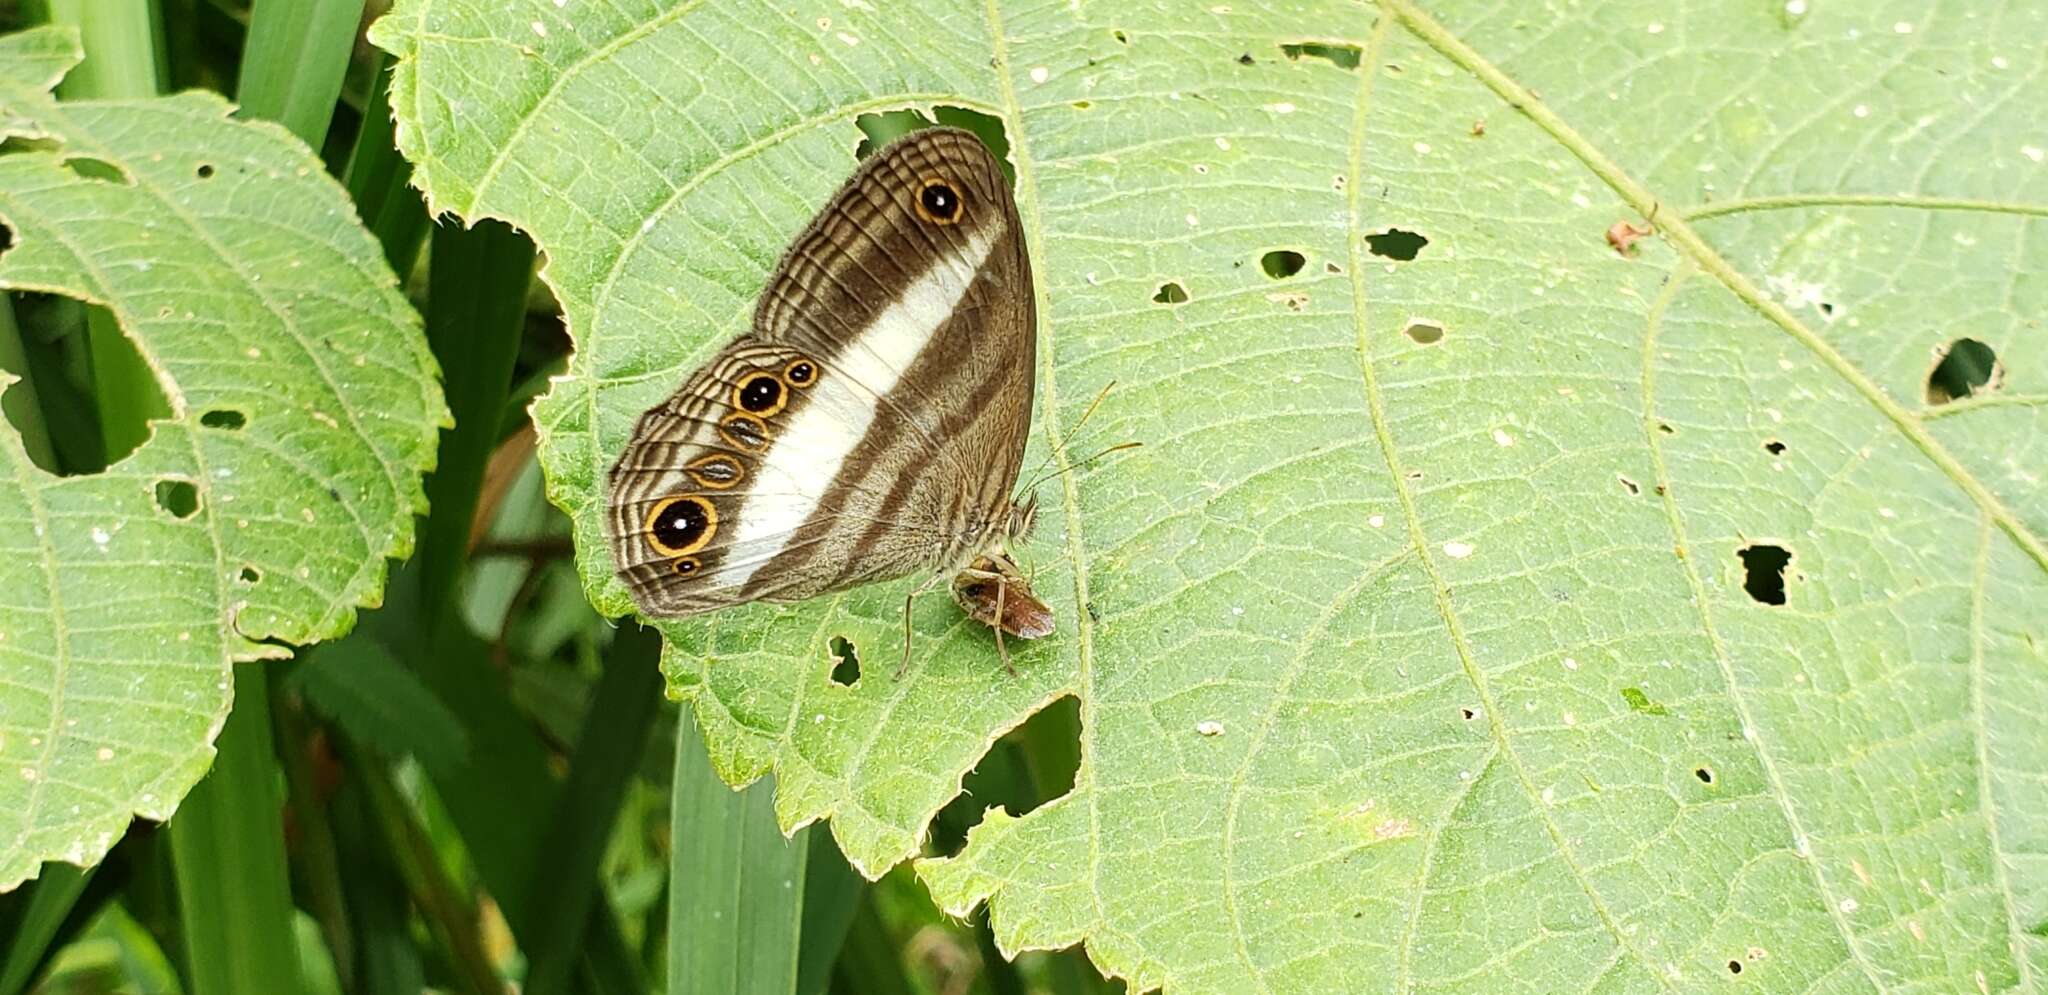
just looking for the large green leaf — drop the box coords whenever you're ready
[0,28,444,890]
[371,1,2047,990]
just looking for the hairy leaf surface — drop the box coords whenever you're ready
[374,1,2046,990]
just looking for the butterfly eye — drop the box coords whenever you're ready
[645,495,717,557]
[733,372,787,416]
[916,177,963,225]
[783,359,816,387]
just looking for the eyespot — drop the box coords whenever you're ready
[783,358,817,387]
[672,557,702,577]
[719,413,770,452]
[916,177,964,225]
[644,495,716,557]
[686,454,745,489]
[732,371,786,416]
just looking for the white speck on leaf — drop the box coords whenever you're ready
[1197,720,1224,737]
[90,527,110,550]
[1893,21,1912,33]
[1412,141,1430,155]
[530,20,547,37]
[1647,22,1663,34]
[1564,656,1579,671]
[1368,514,1384,528]
[1030,66,1049,83]
[1491,428,1514,447]
[2023,146,2044,163]
[836,32,859,46]
[1853,104,1870,118]
[1214,137,1230,150]
[1443,540,1474,559]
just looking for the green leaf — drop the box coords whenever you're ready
[0,26,444,890]
[287,642,469,774]
[370,2,2048,991]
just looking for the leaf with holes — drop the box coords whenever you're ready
[0,27,444,890]
[373,1,2046,991]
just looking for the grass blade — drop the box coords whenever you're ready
[523,623,664,995]
[234,0,366,148]
[669,710,807,995]
[0,863,93,995]
[342,52,430,280]
[169,664,307,995]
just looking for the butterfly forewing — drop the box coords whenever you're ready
[605,127,1036,619]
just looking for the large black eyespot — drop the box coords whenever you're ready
[645,495,716,556]
[917,177,963,225]
[784,359,816,387]
[734,372,784,415]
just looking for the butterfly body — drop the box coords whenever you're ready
[606,127,1050,655]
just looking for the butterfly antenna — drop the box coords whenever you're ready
[1021,380,1120,482]
[1016,440,1142,495]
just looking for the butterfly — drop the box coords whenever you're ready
[605,127,1050,674]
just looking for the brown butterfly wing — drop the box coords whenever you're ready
[605,127,1035,618]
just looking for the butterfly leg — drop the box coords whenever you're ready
[993,577,1017,677]
[896,571,947,680]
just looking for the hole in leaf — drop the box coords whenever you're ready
[1738,544,1791,606]
[1070,100,1092,110]
[200,409,248,430]
[1325,261,1343,274]
[1279,41,1362,70]
[1365,228,1428,261]
[2,292,169,474]
[1763,439,1786,456]
[925,695,1082,858]
[1402,318,1444,344]
[853,107,1012,182]
[1112,29,1128,43]
[195,163,215,179]
[1152,282,1189,305]
[1695,767,1715,784]
[1259,249,1306,279]
[1657,422,1676,435]
[1924,337,2000,404]
[154,478,199,519]
[0,221,11,261]
[1619,475,1641,496]
[1236,52,1254,65]
[1818,301,1835,317]
[239,566,261,584]
[1459,707,1476,721]
[1727,960,1742,975]
[828,636,860,687]
[61,155,130,184]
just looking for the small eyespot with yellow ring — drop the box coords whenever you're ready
[644,495,716,557]
[915,176,965,225]
[732,370,788,417]
[783,357,817,388]
[671,556,702,577]
[719,413,771,453]
[686,454,745,490]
